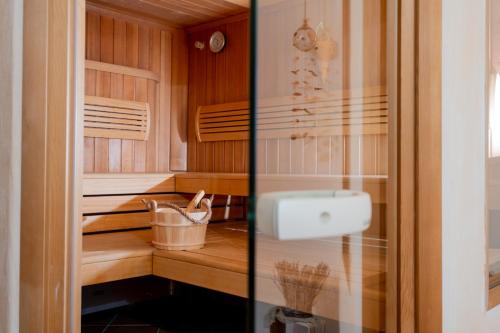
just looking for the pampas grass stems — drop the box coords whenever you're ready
[274,261,330,314]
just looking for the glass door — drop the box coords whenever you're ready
[251,0,395,331]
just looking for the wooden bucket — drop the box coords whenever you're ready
[146,199,211,251]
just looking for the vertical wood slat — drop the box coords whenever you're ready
[187,16,249,173]
[317,136,331,175]
[94,15,113,173]
[85,9,179,174]
[345,135,361,175]
[331,136,345,175]
[361,134,378,175]
[417,0,442,331]
[134,78,147,172]
[84,69,96,173]
[85,12,100,174]
[278,138,291,174]
[122,74,135,172]
[303,137,317,174]
[158,30,172,172]
[266,139,278,174]
[109,16,125,173]
[170,31,189,171]
[290,138,304,174]
[108,73,123,172]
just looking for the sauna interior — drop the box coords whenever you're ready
[80,0,389,332]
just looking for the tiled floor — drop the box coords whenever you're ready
[82,289,247,333]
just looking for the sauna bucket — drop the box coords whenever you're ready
[143,198,212,251]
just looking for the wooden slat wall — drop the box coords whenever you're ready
[187,15,250,173]
[85,8,188,173]
[186,2,387,176]
[255,0,388,177]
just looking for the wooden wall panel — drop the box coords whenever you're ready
[187,2,387,177]
[187,15,249,173]
[84,7,188,173]
[253,0,388,177]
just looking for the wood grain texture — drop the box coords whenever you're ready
[21,0,83,331]
[82,229,154,285]
[82,173,175,195]
[88,0,248,27]
[82,193,188,214]
[187,15,249,172]
[81,219,385,330]
[85,8,188,173]
[84,95,150,141]
[86,60,160,81]
[417,0,442,331]
[0,1,23,332]
[83,212,152,233]
[175,172,248,196]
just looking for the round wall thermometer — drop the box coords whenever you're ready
[209,31,226,53]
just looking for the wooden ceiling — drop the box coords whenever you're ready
[88,0,249,27]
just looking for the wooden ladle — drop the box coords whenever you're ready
[186,190,205,213]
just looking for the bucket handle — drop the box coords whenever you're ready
[142,198,212,225]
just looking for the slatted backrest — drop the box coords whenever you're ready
[84,96,150,141]
[82,174,179,233]
[82,173,247,234]
[196,86,388,142]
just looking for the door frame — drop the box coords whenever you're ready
[387,0,442,332]
[19,0,442,332]
[20,0,84,332]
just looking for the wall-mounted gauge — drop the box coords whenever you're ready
[209,31,226,53]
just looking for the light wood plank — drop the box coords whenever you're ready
[170,30,188,171]
[175,172,248,196]
[82,256,152,286]
[83,173,175,195]
[85,60,160,81]
[153,256,247,298]
[82,193,188,214]
[82,212,151,233]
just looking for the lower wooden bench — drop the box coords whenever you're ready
[82,222,386,331]
[82,229,154,286]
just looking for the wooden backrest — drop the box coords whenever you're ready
[84,96,150,141]
[82,174,179,233]
[195,86,388,142]
[82,173,248,234]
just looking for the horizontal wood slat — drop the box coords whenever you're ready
[84,95,151,140]
[83,173,176,195]
[196,88,389,142]
[83,212,152,233]
[82,194,189,214]
[82,206,246,233]
[85,60,160,82]
[175,172,248,196]
[82,256,153,286]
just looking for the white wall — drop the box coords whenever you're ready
[442,0,500,331]
[0,0,23,332]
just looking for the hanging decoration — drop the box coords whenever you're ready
[291,0,319,101]
[314,22,337,83]
[292,0,316,52]
[290,0,337,102]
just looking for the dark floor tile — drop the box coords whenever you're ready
[81,326,106,333]
[82,310,118,326]
[112,313,153,326]
[104,326,160,333]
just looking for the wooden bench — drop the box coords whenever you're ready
[83,220,385,330]
[82,172,248,285]
[81,172,387,331]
